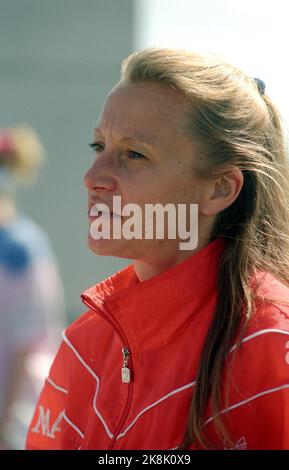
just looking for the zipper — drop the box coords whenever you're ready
[121,347,131,383]
[81,294,134,449]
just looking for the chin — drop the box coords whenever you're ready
[87,234,135,259]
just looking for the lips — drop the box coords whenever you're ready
[88,201,122,218]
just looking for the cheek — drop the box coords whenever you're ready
[166,174,197,203]
[122,175,161,205]
[173,164,204,202]
[121,164,197,206]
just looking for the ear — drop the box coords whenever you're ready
[200,168,244,217]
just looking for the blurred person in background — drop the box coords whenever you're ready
[0,126,66,449]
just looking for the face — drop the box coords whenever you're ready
[84,81,211,264]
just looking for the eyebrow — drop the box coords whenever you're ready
[93,127,157,150]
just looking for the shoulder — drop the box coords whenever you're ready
[235,270,289,361]
[64,309,103,346]
[247,270,289,335]
[44,311,100,385]
[59,305,115,367]
[226,273,289,399]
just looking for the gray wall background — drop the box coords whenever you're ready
[0,0,134,321]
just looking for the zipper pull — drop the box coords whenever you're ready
[121,347,131,383]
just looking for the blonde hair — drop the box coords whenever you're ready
[0,125,45,184]
[120,48,289,448]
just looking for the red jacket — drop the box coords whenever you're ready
[26,237,289,450]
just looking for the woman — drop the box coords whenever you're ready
[26,48,289,450]
[0,126,66,449]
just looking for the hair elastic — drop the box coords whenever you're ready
[253,77,266,96]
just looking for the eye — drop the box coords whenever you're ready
[89,143,147,161]
[89,142,104,152]
[126,150,147,160]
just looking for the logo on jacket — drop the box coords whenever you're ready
[31,406,64,438]
[224,436,247,450]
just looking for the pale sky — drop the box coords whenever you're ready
[134,0,289,128]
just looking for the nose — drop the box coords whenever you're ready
[83,152,117,193]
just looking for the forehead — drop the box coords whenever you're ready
[96,81,191,135]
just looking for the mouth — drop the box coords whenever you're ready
[88,202,122,219]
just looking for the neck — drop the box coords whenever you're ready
[133,237,211,282]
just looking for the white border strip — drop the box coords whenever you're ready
[63,411,85,439]
[116,381,195,440]
[47,377,68,394]
[229,328,289,354]
[62,331,114,440]
[204,383,289,427]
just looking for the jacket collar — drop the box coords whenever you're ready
[81,237,225,353]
